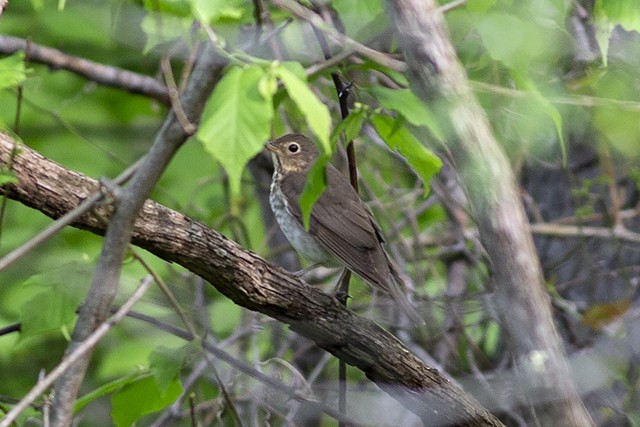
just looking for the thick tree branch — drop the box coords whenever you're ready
[0,133,502,426]
[385,1,594,425]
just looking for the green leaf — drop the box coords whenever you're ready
[0,169,18,186]
[474,12,547,71]
[370,114,442,194]
[75,370,148,412]
[511,71,566,165]
[274,62,331,154]
[149,345,189,394]
[112,376,182,427]
[593,70,640,157]
[331,0,384,38]
[197,65,273,197]
[594,0,640,66]
[330,105,366,144]
[370,87,444,140]
[18,262,91,340]
[188,0,243,22]
[20,291,78,338]
[140,13,193,55]
[299,156,328,229]
[0,52,27,91]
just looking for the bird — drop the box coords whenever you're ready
[266,133,422,324]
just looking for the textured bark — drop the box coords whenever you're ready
[385,1,594,425]
[0,133,502,426]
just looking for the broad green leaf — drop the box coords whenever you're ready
[274,62,331,154]
[149,345,189,394]
[371,87,444,140]
[593,69,640,157]
[511,72,566,165]
[332,0,384,38]
[112,376,182,427]
[18,262,91,340]
[140,13,192,55]
[474,12,546,71]
[20,290,79,338]
[299,156,328,229]
[371,114,442,194]
[189,0,243,22]
[197,65,273,197]
[75,370,148,412]
[330,105,366,144]
[0,52,27,91]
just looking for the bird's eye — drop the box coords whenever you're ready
[288,143,299,153]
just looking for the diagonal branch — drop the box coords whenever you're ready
[0,133,502,426]
[0,35,171,104]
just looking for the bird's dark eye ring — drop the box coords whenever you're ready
[288,143,299,153]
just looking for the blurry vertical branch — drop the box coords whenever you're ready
[385,0,594,426]
[48,44,227,427]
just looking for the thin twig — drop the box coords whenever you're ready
[530,222,640,244]
[0,36,170,104]
[130,249,197,336]
[161,56,196,135]
[271,0,406,72]
[0,276,153,427]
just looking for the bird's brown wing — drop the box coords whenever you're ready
[281,165,392,291]
[280,165,423,323]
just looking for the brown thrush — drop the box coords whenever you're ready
[267,134,422,324]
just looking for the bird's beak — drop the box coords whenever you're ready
[265,141,277,152]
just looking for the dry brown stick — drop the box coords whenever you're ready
[385,0,594,425]
[0,132,503,426]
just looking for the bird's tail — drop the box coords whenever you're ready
[387,260,424,325]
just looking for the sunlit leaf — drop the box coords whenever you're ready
[370,114,442,194]
[330,105,366,144]
[197,65,273,197]
[0,51,27,91]
[274,62,332,154]
[371,86,444,140]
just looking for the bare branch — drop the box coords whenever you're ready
[0,133,502,426]
[0,35,170,104]
[271,0,407,72]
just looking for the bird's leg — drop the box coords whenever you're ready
[333,269,352,304]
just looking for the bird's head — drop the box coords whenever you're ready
[266,134,319,175]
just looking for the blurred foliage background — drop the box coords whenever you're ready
[1,0,640,425]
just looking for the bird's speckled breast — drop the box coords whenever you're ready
[270,174,331,263]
